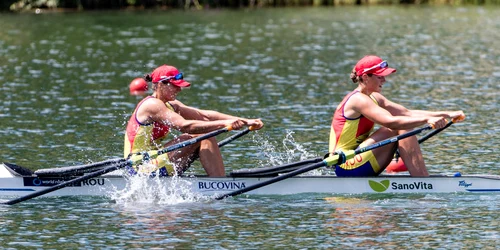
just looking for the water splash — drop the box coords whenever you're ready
[108,167,209,205]
[252,130,325,175]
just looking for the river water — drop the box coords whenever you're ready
[1,6,499,249]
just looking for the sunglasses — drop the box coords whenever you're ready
[362,61,388,74]
[160,73,183,83]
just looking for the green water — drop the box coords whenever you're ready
[0,6,499,248]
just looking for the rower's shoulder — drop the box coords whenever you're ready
[369,92,389,105]
[169,99,193,112]
[348,92,380,106]
[169,99,185,107]
[140,97,171,111]
[370,92,386,100]
[141,96,163,105]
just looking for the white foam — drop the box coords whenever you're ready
[253,130,319,175]
[108,169,209,205]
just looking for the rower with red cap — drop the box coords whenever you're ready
[329,55,465,177]
[124,65,264,177]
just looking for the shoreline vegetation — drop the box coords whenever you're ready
[3,0,500,12]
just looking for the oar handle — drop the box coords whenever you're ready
[418,121,453,144]
[418,114,465,145]
[452,114,466,123]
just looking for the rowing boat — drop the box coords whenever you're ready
[1,162,500,198]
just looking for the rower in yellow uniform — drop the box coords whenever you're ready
[329,55,465,177]
[124,65,264,177]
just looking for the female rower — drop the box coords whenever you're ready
[329,55,465,177]
[124,65,264,177]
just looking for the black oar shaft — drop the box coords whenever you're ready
[3,161,129,205]
[157,126,231,155]
[394,120,456,159]
[216,125,433,200]
[356,125,432,155]
[34,158,127,177]
[3,126,234,205]
[215,161,327,200]
[229,157,323,177]
[417,115,464,145]
[418,121,453,144]
[218,127,251,148]
[46,127,244,177]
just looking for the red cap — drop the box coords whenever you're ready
[355,55,396,77]
[129,78,148,91]
[129,78,148,95]
[150,65,191,88]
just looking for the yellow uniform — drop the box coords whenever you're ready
[124,96,174,176]
[329,91,382,176]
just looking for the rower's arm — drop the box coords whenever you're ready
[371,92,411,116]
[353,94,428,130]
[372,93,464,120]
[139,98,234,134]
[169,100,264,130]
[170,100,240,121]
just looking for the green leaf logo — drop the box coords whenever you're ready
[369,180,390,192]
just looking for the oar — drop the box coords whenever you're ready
[34,158,127,177]
[215,125,433,200]
[3,126,233,205]
[40,127,255,177]
[229,157,323,177]
[2,161,132,206]
[178,126,255,168]
[418,114,465,144]
[394,114,466,159]
[218,126,254,148]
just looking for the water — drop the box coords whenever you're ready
[1,6,499,248]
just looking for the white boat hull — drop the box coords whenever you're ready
[1,163,500,198]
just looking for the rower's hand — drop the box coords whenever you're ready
[427,116,447,129]
[449,111,466,123]
[228,119,248,130]
[227,119,264,131]
[245,119,264,130]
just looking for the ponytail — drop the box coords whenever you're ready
[350,67,359,83]
[143,74,153,82]
[143,73,157,90]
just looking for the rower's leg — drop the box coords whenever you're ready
[362,127,429,176]
[396,130,429,177]
[166,134,200,175]
[166,134,225,177]
[198,137,225,177]
[360,127,399,171]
